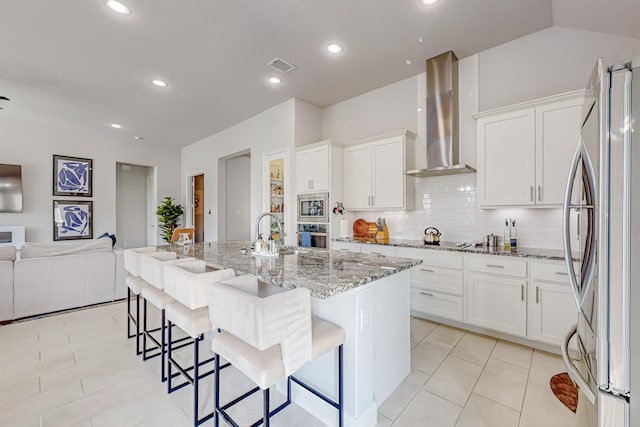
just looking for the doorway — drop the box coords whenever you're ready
[220,152,251,241]
[188,174,205,242]
[116,163,156,248]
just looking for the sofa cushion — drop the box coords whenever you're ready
[0,246,16,261]
[21,239,112,259]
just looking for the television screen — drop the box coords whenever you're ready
[0,164,23,212]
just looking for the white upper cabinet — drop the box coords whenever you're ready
[296,144,329,193]
[343,130,415,211]
[475,91,583,207]
[535,99,583,205]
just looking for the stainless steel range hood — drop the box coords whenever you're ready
[407,51,475,178]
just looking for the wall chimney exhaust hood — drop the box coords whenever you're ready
[407,51,475,178]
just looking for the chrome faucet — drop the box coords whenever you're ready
[254,212,284,244]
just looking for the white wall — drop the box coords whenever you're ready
[0,86,181,244]
[294,99,322,147]
[478,27,640,111]
[181,99,298,244]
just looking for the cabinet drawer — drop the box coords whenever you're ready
[465,254,527,277]
[411,289,462,322]
[530,261,571,283]
[411,267,463,296]
[396,247,463,269]
[360,244,396,256]
[332,241,360,252]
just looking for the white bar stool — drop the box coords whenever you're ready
[208,275,345,427]
[139,252,195,381]
[123,247,157,355]
[163,260,235,426]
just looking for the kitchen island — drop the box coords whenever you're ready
[160,241,421,427]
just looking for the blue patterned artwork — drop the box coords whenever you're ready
[53,200,93,241]
[53,155,92,197]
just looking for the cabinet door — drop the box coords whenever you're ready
[296,149,313,193]
[535,100,582,205]
[528,280,577,346]
[477,109,535,206]
[372,137,405,209]
[466,272,527,336]
[344,144,372,209]
[296,145,329,193]
[411,288,463,322]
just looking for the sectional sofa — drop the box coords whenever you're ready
[0,238,128,321]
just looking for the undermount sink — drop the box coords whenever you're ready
[278,247,308,255]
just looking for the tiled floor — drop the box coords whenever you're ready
[0,303,587,426]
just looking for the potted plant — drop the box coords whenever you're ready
[156,196,184,243]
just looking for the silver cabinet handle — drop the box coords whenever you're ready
[530,186,534,202]
[419,291,434,297]
[370,251,385,256]
[420,268,434,273]
[310,179,314,189]
[340,248,350,251]
[555,272,569,276]
[485,264,504,268]
[536,286,540,304]
[538,185,542,201]
[521,284,525,301]
[371,195,375,206]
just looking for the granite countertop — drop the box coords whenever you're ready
[158,241,422,299]
[333,238,569,261]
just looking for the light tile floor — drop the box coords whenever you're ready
[0,303,587,426]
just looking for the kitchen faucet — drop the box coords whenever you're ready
[254,212,284,245]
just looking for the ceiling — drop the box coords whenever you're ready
[1,0,638,148]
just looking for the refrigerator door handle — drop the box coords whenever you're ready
[561,325,596,404]
[580,143,598,307]
[563,141,583,310]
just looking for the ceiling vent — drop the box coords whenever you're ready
[268,57,297,74]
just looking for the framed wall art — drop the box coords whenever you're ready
[53,200,93,241]
[53,154,93,197]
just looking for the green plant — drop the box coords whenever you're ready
[156,196,184,243]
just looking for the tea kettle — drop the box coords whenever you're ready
[423,227,441,245]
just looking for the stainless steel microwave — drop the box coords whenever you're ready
[297,192,329,223]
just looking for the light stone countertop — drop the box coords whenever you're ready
[158,241,422,299]
[333,238,569,261]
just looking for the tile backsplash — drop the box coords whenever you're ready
[340,174,564,249]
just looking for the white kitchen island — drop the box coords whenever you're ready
[160,242,420,427]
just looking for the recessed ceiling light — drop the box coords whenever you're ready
[419,0,438,5]
[406,60,412,65]
[417,107,423,112]
[111,123,122,129]
[106,0,130,14]
[134,136,144,140]
[326,43,343,54]
[268,77,282,85]
[152,79,168,87]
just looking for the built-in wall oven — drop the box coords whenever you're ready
[297,192,329,223]
[297,223,328,249]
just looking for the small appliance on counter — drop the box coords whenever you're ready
[423,227,441,245]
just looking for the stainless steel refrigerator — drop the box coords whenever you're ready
[561,57,639,426]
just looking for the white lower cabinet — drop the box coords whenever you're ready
[397,248,463,322]
[527,261,577,346]
[466,272,527,337]
[465,254,527,337]
[359,244,396,256]
[331,241,360,252]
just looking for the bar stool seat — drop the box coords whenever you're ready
[163,261,236,426]
[123,247,157,354]
[139,252,196,382]
[209,275,345,427]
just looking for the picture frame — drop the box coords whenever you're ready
[53,154,93,197]
[53,200,93,241]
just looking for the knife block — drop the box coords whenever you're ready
[376,225,389,243]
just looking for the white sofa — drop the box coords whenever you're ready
[0,246,16,321]
[5,239,128,320]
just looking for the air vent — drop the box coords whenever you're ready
[268,57,297,74]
